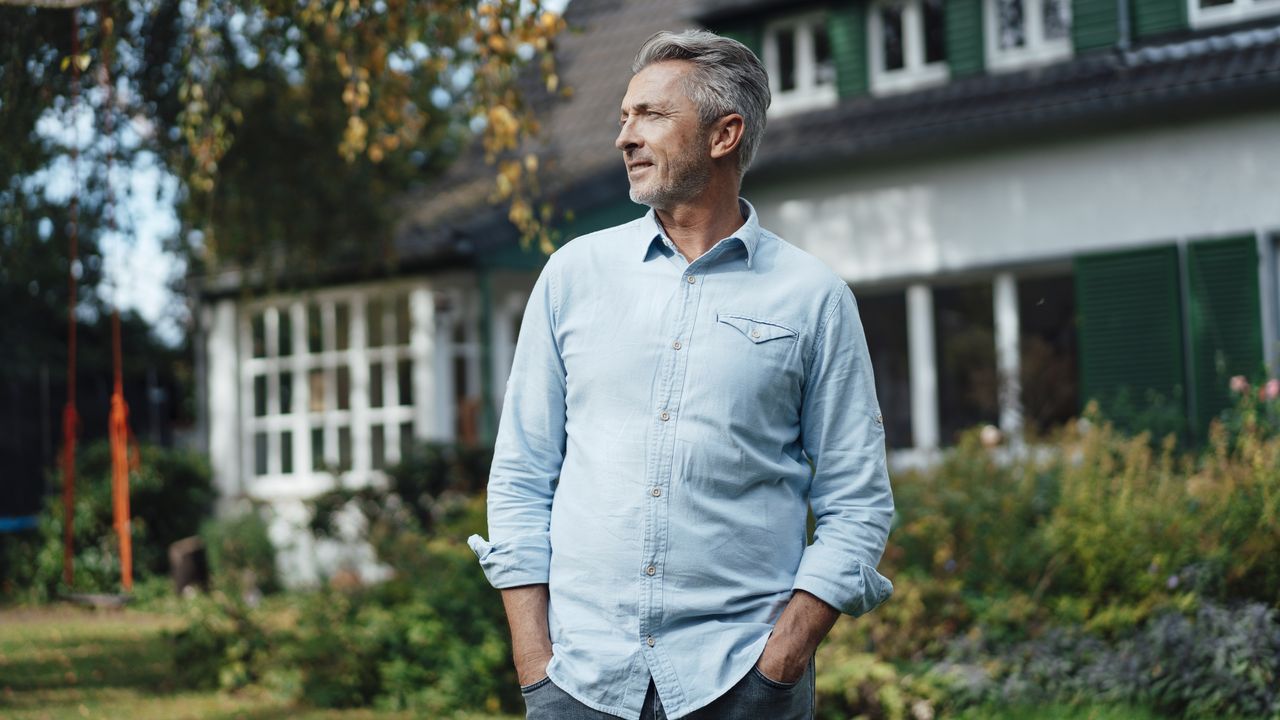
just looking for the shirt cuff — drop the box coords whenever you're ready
[792,548,893,617]
[467,533,552,589]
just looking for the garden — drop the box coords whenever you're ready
[2,382,1278,720]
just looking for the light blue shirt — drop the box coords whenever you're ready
[468,200,894,720]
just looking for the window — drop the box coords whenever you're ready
[933,283,999,443]
[1189,0,1280,28]
[242,287,422,485]
[1018,275,1078,435]
[870,0,949,95]
[858,290,914,449]
[985,0,1072,72]
[763,13,838,115]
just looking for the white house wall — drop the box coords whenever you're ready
[751,110,1280,283]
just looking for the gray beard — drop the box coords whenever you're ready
[629,154,712,209]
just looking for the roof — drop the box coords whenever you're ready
[393,3,1280,263]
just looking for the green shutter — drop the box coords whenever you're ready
[560,198,646,240]
[1075,245,1187,438]
[1187,236,1263,438]
[718,26,763,60]
[830,3,870,97]
[1132,0,1187,37]
[946,0,985,77]
[1071,0,1120,52]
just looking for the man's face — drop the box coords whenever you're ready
[615,61,712,209]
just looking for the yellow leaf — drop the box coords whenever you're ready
[75,54,91,72]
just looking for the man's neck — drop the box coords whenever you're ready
[654,185,745,263]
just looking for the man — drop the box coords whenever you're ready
[468,29,894,720]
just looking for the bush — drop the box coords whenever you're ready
[944,602,1280,719]
[2,441,214,601]
[200,505,281,596]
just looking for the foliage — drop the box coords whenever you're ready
[200,503,282,596]
[815,613,952,720]
[2,0,567,290]
[1,441,214,602]
[170,443,518,715]
[938,602,1280,720]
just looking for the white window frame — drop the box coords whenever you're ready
[1188,0,1280,28]
[239,282,426,500]
[869,0,950,96]
[984,0,1073,72]
[763,12,838,116]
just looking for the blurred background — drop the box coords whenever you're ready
[2,0,1279,718]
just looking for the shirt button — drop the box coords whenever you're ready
[750,329,761,339]
[646,565,656,576]
[672,340,682,350]
[646,635,655,647]
[686,275,696,284]
[651,487,661,497]
[660,411,670,421]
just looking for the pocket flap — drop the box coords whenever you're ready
[717,313,798,343]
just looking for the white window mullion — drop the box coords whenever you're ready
[903,1,922,72]
[350,294,370,477]
[411,286,438,441]
[290,302,310,479]
[993,273,1024,443]
[796,22,815,92]
[1026,0,1046,48]
[907,284,940,450]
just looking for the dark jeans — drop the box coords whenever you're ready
[522,663,815,720]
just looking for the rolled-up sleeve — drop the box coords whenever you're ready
[792,283,895,617]
[467,257,567,589]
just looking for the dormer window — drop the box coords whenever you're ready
[1189,0,1280,28]
[763,13,838,116]
[870,0,949,95]
[985,0,1072,72]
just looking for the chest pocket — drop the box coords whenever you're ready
[716,313,799,344]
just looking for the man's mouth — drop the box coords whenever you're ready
[627,160,653,173]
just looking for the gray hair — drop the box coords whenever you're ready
[632,29,771,175]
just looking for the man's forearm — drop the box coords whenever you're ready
[756,589,841,682]
[501,584,553,685]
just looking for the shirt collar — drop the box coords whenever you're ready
[640,198,762,269]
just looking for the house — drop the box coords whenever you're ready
[195,0,1280,583]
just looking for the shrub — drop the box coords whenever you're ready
[200,504,281,595]
[2,441,214,601]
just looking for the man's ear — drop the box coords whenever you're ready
[708,113,745,161]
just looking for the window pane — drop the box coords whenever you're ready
[251,314,266,358]
[278,310,293,357]
[1018,276,1078,435]
[1042,0,1071,40]
[858,291,913,449]
[997,0,1026,48]
[371,425,385,471]
[366,298,384,347]
[309,369,326,412]
[254,432,268,476]
[338,426,352,472]
[398,359,413,406]
[880,5,906,71]
[923,0,947,64]
[395,294,412,345]
[370,362,384,408]
[813,24,836,87]
[777,25,798,91]
[253,375,267,417]
[307,304,323,354]
[280,371,293,415]
[335,302,350,351]
[399,421,414,463]
[934,284,999,443]
[311,427,325,470]
[281,431,293,474]
[337,365,350,410]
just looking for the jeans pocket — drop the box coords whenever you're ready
[520,676,553,694]
[750,665,802,691]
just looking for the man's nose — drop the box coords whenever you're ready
[615,121,640,152]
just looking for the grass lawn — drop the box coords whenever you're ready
[0,605,515,720]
